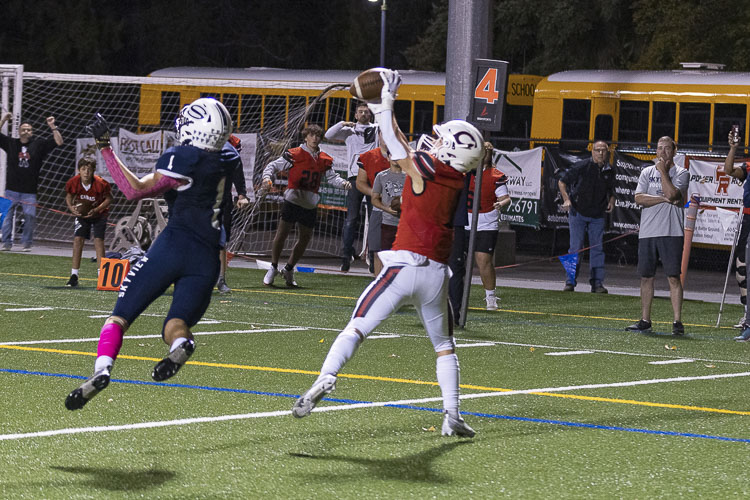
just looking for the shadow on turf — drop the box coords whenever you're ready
[49,466,175,491]
[289,441,471,483]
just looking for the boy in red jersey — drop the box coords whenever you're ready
[355,135,391,273]
[260,124,351,287]
[293,69,484,437]
[64,157,112,287]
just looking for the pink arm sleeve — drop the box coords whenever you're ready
[101,148,182,200]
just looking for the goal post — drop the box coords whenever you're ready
[0,64,23,196]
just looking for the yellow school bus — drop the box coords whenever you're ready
[140,67,541,139]
[530,66,750,151]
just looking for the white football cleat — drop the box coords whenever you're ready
[292,374,337,418]
[441,410,476,438]
[485,295,498,311]
[263,267,279,286]
[282,267,297,287]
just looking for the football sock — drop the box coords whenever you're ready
[284,263,293,272]
[71,269,79,276]
[485,289,495,298]
[436,353,460,414]
[271,263,278,270]
[97,322,124,360]
[94,355,114,373]
[318,328,362,380]
[170,336,190,353]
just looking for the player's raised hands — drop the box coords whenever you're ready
[86,113,111,150]
[367,69,401,116]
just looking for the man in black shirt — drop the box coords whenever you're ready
[0,113,63,251]
[558,140,614,293]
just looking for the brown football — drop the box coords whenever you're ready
[74,196,95,217]
[349,68,385,101]
[390,197,402,213]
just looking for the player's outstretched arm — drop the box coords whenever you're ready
[87,113,183,200]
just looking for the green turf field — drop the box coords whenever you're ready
[2,253,750,498]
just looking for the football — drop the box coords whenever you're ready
[390,197,402,213]
[349,68,385,101]
[74,196,95,217]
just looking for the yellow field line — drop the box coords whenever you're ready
[3,344,749,416]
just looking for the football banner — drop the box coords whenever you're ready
[687,159,744,245]
[493,147,542,227]
[116,129,163,178]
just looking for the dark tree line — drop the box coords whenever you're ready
[4,0,750,77]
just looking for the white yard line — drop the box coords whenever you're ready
[545,350,594,356]
[649,359,695,365]
[3,370,750,442]
[456,342,497,348]
[4,307,54,312]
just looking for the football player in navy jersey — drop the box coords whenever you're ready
[65,98,240,410]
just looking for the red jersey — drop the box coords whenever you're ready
[358,148,390,186]
[283,147,333,193]
[392,151,464,263]
[467,168,508,214]
[65,174,112,217]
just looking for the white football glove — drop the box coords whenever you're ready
[367,69,402,115]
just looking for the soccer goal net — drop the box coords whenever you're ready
[0,67,360,258]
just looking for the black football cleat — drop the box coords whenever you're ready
[152,339,195,381]
[65,368,111,410]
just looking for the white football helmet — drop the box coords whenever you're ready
[175,98,232,152]
[416,120,484,173]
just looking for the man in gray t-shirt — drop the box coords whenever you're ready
[626,136,689,335]
[371,165,406,255]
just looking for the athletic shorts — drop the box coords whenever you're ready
[472,230,498,255]
[368,210,383,252]
[380,223,398,251]
[637,236,683,277]
[74,216,107,240]
[280,201,316,229]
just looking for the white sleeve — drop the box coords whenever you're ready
[375,109,408,161]
[262,155,291,181]
[325,168,349,189]
[495,184,509,197]
[324,122,353,141]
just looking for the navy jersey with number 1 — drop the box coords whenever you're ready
[112,143,240,328]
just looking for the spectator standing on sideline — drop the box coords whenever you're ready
[0,113,64,251]
[216,134,249,294]
[325,102,378,271]
[464,143,511,310]
[261,124,351,287]
[355,136,390,273]
[558,140,614,293]
[626,136,689,335]
[292,69,482,437]
[64,157,113,287]
[65,98,239,410]
[718,128,750,341]
[371,159,405,254]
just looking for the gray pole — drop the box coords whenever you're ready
[380,0,387,68]
[446,0,492,326]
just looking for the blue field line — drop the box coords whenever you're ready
[4,367,749,443]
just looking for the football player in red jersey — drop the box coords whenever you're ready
[355,135,391,274]
[63,157,113,287]
[293,69,484,437]
[260,124,351,287]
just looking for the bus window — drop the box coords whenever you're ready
[714,103,746,147]
[307,97,326,128]
[594,114,613,142]
[437,105,444,125]
[652,102,676,142]
[161,91,181,128]
[200,92,220,100]
[394,100,411,137]
[264,95,286,130]
[328,97,347,126]
[223,94,239,130]
[561,99,591,141]
[618,101,649,144]
[413,101,434,136]
[239,94,262,132]
[678,102,710,146]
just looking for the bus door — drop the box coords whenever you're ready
[590,94,616,144]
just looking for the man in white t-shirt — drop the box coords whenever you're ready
[626,136,689,335]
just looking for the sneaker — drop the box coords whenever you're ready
[152,338,195,381]
[65,274,79,287]
[485,295,498,311]
[292,374,337,418]
[591,285,608,294]
[734,318,749,330]
[563,284,575,292]
[263,266,279,286]
[1,245,10,252]
[340,257,351,272]
[65,366,111,410]
[216,276,231,294]
[626,319,652,333]
[735,327,750,342]
[282,267,297,287]
[672,321,685,336]
[21,246,32,252]
[441,410,476,437]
